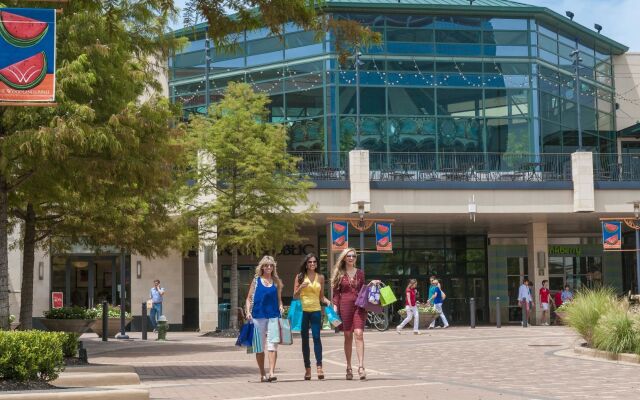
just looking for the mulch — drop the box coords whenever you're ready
[201,328,239,338]
[0,379,58,392]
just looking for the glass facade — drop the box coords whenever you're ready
[169,11,618,157]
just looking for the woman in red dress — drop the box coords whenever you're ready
[331,247,379,380]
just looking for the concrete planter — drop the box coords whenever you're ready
[555,310,568,324]
[41,318,95,334]
[397,311,439,329]
[89,318,133,338]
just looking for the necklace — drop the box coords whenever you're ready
[346,268,357,287]
[261,277,273,287]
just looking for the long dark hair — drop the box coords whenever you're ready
[297,253,318,284]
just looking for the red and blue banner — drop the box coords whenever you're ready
[330,221,348,251]
[602,221,622,250]
[0,8,56,102]
[375,222,392,251]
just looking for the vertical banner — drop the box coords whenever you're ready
[375,222,392,251]
[331,221,348,251]
[0,8,56,102]
[51,292,63,309]
[602,221,622,250]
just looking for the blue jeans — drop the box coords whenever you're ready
[149,303,162,329]
[301,311,322,368]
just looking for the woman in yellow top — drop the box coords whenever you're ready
[293,253,331,381]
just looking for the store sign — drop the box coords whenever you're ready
[375,222,392,251]
[330,221,348,251]
[548,246,582,257]
[0,8,56,102]
[51,292,63,309]
[601,221,622,250]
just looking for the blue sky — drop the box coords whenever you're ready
[171,0,639,51]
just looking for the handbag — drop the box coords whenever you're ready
[368,284,381,305]
[380,283,398,306]
[325,306,342,328]
[355,284,368,308]
[236,321,254,347]
[363,299,383,313]
[267,318,281,344]
[146,299,153,310]
[288,299,303,332]
[278,318,293,345]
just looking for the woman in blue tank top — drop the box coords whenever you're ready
[245,255,284,382]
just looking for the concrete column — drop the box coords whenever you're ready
[198,242,218,332]
[527,222,548,325]
[571,151,595,212]
[349,150,370,213]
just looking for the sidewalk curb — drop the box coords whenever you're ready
[574,344,640,363]
[52,372,140,387]
[0,388,149,400]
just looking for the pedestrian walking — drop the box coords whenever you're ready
[396,279,421,334]
[539,280,550,326]
[518,278,532,326]
[292,253,331,381]
[561,285,573,303]
[428,279,449,329]
[149,279,165,332]
[245,255,284,383]
[331,247,380,380]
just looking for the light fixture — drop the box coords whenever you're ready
[469,0,475,5]
[136,260,142,279]
[565,11,574,21]
[594,24,602,34]
[634,201,640,219]
[468,195,477,222]
[537,252,546,276]
[38,261,44,280]
[71,260,89,269]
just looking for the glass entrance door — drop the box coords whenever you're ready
[507,256,528,322]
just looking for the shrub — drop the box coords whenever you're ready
[0,331,65,381]
[61,333,80,358]
[43,306,98,319]
[565,287,618,346]
[398,303,437,317]
[92,304,131,319]
[591,302,640,354]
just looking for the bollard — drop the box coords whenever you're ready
[157,315,169,341]
[141,302,148,341]
[521,300,528,328]
[469,297,476,328]
[496,297,501,328]
[102,301,108,342]
[78,341,88,363]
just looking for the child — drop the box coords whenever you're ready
[539,280,550,326]
[396,279,421,335]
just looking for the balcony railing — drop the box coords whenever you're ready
[290,151,349,181]
[593,153,640,181]
[369,152,573,182]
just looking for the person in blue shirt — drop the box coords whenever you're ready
[149,279,165,332]
[428,279,449,329]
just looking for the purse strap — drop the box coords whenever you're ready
[247,277,258,317]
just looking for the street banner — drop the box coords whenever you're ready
[51,292,63,309]
[375,222,392,251]
[602,221,622,250]
[331,221,348,251]
[0,8,56,102]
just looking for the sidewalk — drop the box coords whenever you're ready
[82,326,640,400]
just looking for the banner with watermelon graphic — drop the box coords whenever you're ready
[602,221,622,250]
[375,222,392,252]
[330,221,348,252]
[0,8,56,103]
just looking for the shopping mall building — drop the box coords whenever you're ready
[9,0,640,330]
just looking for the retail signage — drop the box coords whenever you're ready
[330,221,348,251]
[51,292,63,309]
[0,8,56,103]
[602,221,622,250]
[548,246,582,256]
[375,222,392,251]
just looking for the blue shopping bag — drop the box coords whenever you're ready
[251,323,263,353]
[279,318,293,345]
[236,321,254,347]
[267,318,281,344]
[288,299,303,332]
[325,306,342,328]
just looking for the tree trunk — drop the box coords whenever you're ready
[0,174,9,330]
[230,246,238,330]
[19,203,36,330]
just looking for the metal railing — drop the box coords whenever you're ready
[593,153,640,181]
[369,152,573,182]
[290,151,349,181]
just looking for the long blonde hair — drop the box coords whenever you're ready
[254,255,283,287]
[331,248,357,289]
[406,279,417,291]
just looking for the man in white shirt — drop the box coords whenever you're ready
[517,278,532,326]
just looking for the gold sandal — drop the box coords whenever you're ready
[346,367,353,380]
[358,366,366,380]
[317,366,325,380]
[304,368,311,381]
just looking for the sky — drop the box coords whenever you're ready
[171,0,639,51]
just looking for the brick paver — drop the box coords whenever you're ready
[83,326,640,399]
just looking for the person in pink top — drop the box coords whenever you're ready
[539,280,550,326]
[396,279,421,335]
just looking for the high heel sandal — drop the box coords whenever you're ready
[346,367,353,380]
[358,366,366,380]
[317,366,325,380]
[304,368,311,381]
[260,375,268,383]
[268,373,277,382]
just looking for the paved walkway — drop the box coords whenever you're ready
[82,326,640,399]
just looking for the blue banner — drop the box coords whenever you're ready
[375,222,392,251]
[331,222,348,251]
[602,221,622,250]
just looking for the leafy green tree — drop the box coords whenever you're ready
[0,0,186,330]
[185,82,313,329]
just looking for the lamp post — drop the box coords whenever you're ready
[354,201,368,272]
[570,48,583,150]
[354,48,363,149]
[204,34,211,115]
[635,202,640,294]
[116,249,129,339]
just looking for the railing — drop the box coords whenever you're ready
[290,151,349,181]
[369,152,573,182]
[593,153,640,181]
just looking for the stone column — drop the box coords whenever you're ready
[527,222,548,325]
[349,150,370,213]
[571,151,595,212]
[198,242,218,332]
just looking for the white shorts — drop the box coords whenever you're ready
[541,302,549,311]
[253,318,278,353]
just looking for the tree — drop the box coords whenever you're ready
[0,0,186,330]
[185,82,313,329]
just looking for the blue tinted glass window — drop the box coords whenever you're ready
[210,58,245,72]
[485,118,530,153]
[436,44,482,56]
[484,46,529,57]
[538,24,557,39]
[434,16,481,30]
[388,88,435,115]
[436,30,481,43]
[388,60,433,72]
[437,89,483,117]
[386,15,433,28]
[246,51,283,66]
[483,31,528,46]
[285,44,323,60]
[539,49,558,64]
[387,28,434,43]
[285,31,317,48]
[387,42,435,54]
[247,36,283,55]
[388,72,431,86]
[484,18,528,30]
[286,88,324,118]
[538,34,557,54]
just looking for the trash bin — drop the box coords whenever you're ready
[218,303,231,330]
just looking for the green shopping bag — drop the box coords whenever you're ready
[379,283,397,306]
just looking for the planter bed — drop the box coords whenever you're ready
[574,343,640,364]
